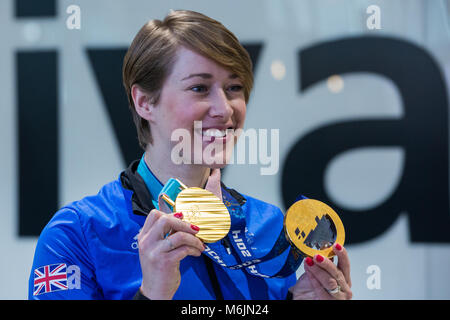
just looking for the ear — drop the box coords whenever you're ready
[131,84,156,122]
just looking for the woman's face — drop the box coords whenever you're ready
[149,46,247,168]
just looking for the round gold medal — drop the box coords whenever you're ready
[162,187,231,243]
[284,199,345,258]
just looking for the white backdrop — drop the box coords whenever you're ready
[1,0,450,299]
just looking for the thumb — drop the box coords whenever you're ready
[158,195,173,214]
[205,168,222,200]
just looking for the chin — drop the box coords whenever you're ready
[207,162,228,169]
[200,153,232,169]
[201,158,229,168]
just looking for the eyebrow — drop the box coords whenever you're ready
[181,73,239,81]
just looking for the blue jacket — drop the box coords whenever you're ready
[28,160,297,299]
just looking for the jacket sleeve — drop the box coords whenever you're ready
[28,208,102,299]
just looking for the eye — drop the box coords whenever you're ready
[228,85,243,92]
[190,85,208,93]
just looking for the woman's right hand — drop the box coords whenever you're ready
[137,209,205,300]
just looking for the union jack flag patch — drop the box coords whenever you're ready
[33,263,68,296]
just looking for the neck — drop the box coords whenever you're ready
[144,147,211,188]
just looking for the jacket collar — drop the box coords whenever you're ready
[120,160,154,216]
[120,159,246,216]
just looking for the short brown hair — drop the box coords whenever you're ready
[122,10,254,150]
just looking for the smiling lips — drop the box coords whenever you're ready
[203,128,228,138]
[202,128,234,143]
[193,124,236,143]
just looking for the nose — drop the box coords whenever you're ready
[208,88,233,120]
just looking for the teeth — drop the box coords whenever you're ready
[203,129,226,137]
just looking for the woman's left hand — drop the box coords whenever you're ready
[289,243,353,300]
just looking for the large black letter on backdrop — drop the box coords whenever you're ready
[282,36,450,244]
[87,49,140,166]
[17,51,59,236]
[15,1,59,233]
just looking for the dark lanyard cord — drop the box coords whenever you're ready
[202,255,224,300]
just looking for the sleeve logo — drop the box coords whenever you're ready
[33,264,81,296]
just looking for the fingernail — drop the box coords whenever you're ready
[315,254,324,263]
[191,224,200,231]
[174,212,183,219]
[305,257,314,267]
[334,243,342,251]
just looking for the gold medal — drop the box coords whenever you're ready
[284,199,345,258]
[161,180,231,243]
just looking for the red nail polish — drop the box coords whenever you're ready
[305,257,314,267]
[191,224,200,231]
[315,255,324,263]
[174,212,183,219]
[335,243,342,251]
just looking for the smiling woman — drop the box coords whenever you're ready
[28,9,352,301]
[122,10,253,150]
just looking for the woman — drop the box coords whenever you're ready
[29,10,352,300]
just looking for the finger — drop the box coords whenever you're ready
[158,194,173,214]
[205,168,222,199]
[305,268,332,300]
[166,245,203,262]
[140,209,163,236]
[306,263,350,300]
[313,254,352,295]
[149,213,199,243]
[333,243,352,288]
[163,231,205,253]
[305,260,339,293]
[139,211,184,249]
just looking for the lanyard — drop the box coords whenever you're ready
[136,154,163,210]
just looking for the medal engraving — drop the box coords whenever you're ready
[161,180,231,243]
